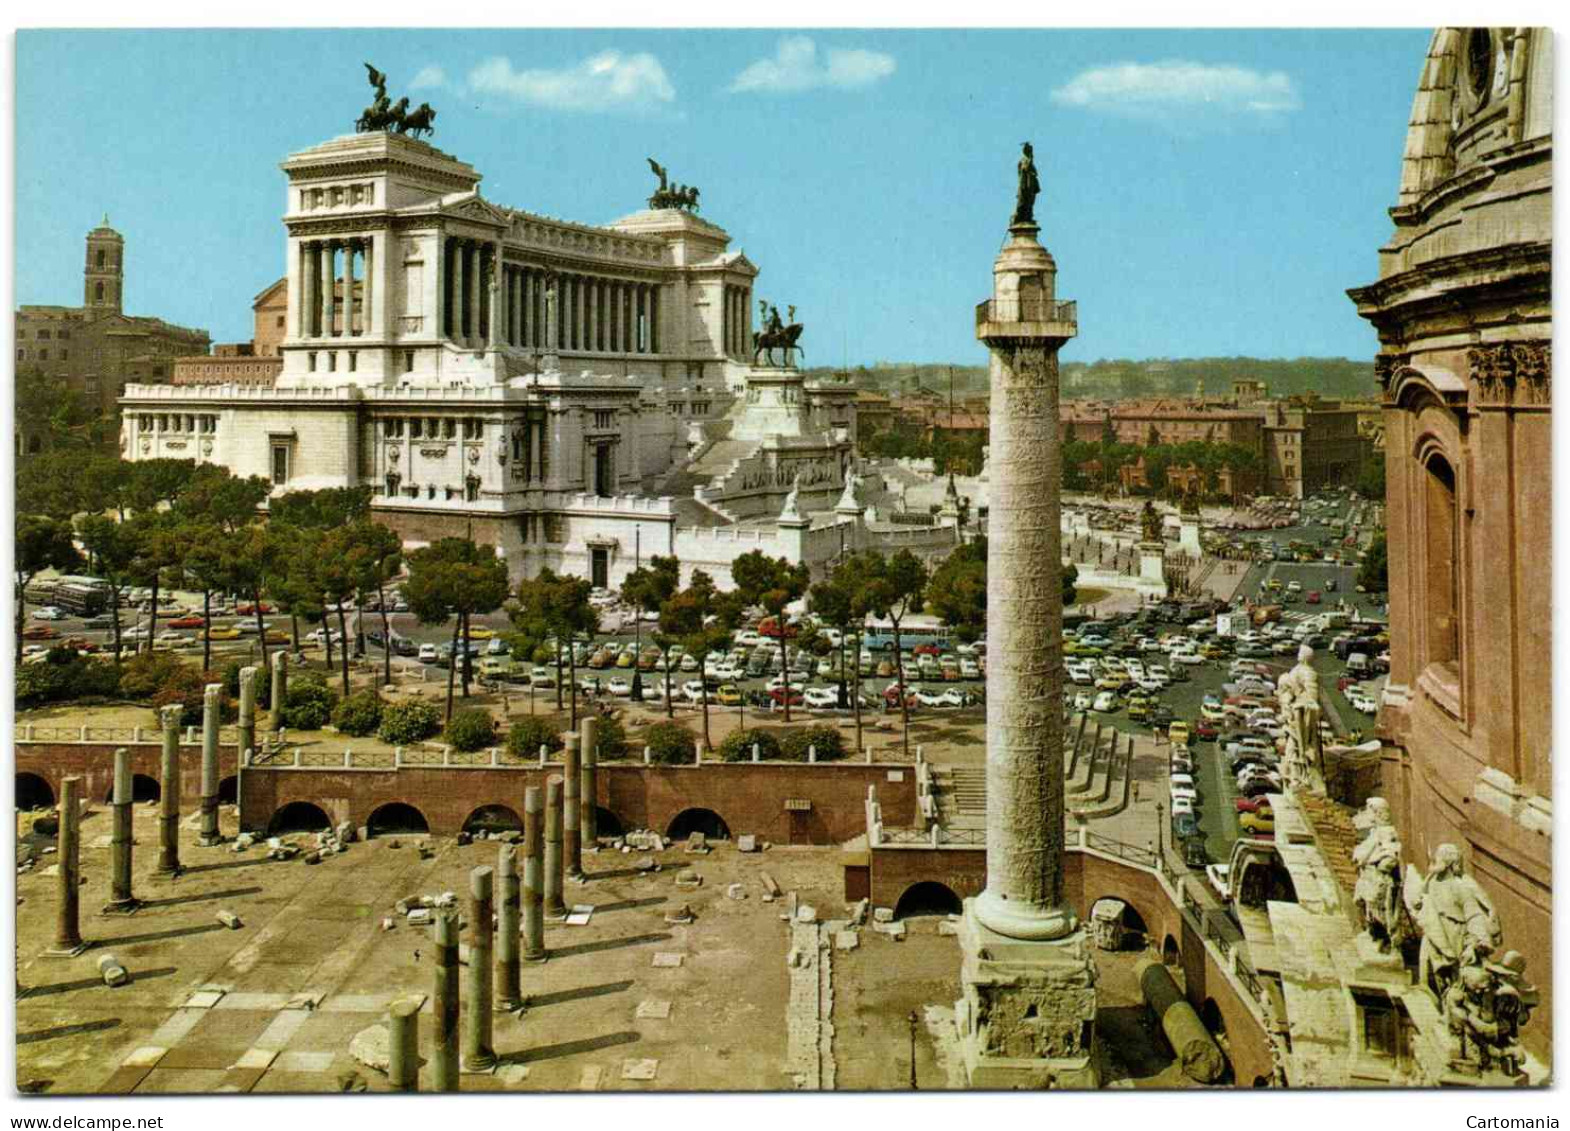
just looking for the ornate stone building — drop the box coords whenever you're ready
[14,217,210,451]
[1347,26,1551,1066]
[120,123,959,587]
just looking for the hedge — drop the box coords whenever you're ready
[378,699,442,745]
[445,708,497,753]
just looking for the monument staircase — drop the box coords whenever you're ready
[929,764,986,829]
[1294,792,1361,908]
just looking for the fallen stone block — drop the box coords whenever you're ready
[760,871,782,897]
[432,891,458,908]
[875,920,907,941]
[636,856,658,872]
[726,883,747,901]
[873,906,895,923]
[97,953,129,987]
[417,845,434,860]
[849,898,870,927]
[386,838,401,850]
[762,893,775,903]
[662,904,696,925]
[499,830,521,844]
[621,1058,658,1082]
[635,999,672,1020]
[938,919,959,937]
[835,931,860,952]
[216,910,243,930]
[267,837,282,850]
[737,834,758,853]
[303,851,322,865]
[348,1024,390,1073]
[651,952,684,968]
[455,830,472,846]
[675,869,702,889]
[381,917,395,932]
[786,947,804,969]
[337,822,356,844]
[406,908,432,925]
[684,832,709,855]
[796,905,817,924]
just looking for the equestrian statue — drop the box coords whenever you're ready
[752,300,805,367]
[357,63,438,139]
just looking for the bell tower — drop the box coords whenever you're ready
[84,215,124,317]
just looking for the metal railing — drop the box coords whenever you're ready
[975,298,1077,328]
[1083,831,1158,869]
[16,724,240,745]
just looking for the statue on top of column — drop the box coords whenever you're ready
[1276,644,1325,795]
[1012,141,1041,227]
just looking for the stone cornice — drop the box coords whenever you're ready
[1346,239,1550,313]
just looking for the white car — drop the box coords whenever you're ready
[306,628,345,645]
[1092,691,1118,713]
[1206,864,1232,901]
[682,680,708,703]
[1169,783,1198,802]
[418,642,439,662]
[679,654,699,672]
[156,631,193,649]
[1146,664,1170,683]
[530,666,555,688]
[1170,773,1196,790]
[734,630,761,648]
[1072,692,1092,711]
[1124,660,1146,680]
[31,606,66,621]
[1171,650,1205,665]
[1136,676,1165,694]
[1170,797,1195,817]
[803,686,839,709]
[960,659,981,679]
[607,677,632,697]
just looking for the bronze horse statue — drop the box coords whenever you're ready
[398,102,437,140]
[752,302,805,367]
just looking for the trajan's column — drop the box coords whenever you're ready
[954,142,1099,1089]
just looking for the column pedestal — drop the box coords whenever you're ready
[954,905,1100,1089]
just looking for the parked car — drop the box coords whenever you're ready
[1172,812,1201,840]
[803,686,839,709]
[1239,811,1276,835]
[31,606,67,621]
[1206,864,1232,901]
[1091,691,1118,713]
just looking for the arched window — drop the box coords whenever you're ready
[95,282,104,302]
[1422,452,1459,670]
[96,249,106,268]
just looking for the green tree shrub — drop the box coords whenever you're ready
[280,673,337,730]
[506,715,565,760]
[118,651,187,700]
[444,707,497,752]
[642,720,696,765]
[221,659,272,710]
[590,713,628,761]
[377,699,442,745]
[152,666,236,726]
[717,728,782,762]
[332,689,385,737]
[781,725,846,762]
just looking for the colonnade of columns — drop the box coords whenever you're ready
[442,238,495,348]
[299,238,374,338]
[722,284,753,360]
[493,268,661,355]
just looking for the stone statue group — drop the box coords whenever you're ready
[752,300,804,367]
[1270,643,1537,1077]
[357,63,437,139]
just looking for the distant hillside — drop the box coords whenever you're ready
[808,357,1376,402]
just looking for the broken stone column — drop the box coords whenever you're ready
[270,651,289,733]
[562,731,582,878]
[580,716,599,849]
[198,683,223,846]
[461,865,496,1072]
[956,185,1098,1089]
[49,775,85,955]
[236,664,258,770]
[106,747,138,913]
[495,844,522,1009]
[157,704,182,874]
[522,785,546,962]
[387,996,420,1091]
[431,912,459,1091]
[543,776,565,919]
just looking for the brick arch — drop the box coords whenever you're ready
[893,880,963,919]
[367,801,431,838]
[463,804,523,836]
[1091,894,1151,949]
[17,772,55,811]
[268,800,333,836]
[665,807,730,841]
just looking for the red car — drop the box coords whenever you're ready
[236,602,275,615]
[1306,591,1322,604]
[758,616,799,639]
[768,687,804,707]
[913,643,943,657]
[1192,720,1219,742]
[883,686,917,709]
[1235,796,1273,814]
[168,615,206,629]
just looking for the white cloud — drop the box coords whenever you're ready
[467,51,675,113]
[410,65,447,91]
[1049,60,1300,122]
[729,36,896,94]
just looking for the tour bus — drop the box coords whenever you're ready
[860,616,952,655]
[51,577,109,616]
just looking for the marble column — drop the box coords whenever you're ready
[467,243,481,348]
[364,234,378,337]
[237,665,257,767]
[543,775,565,918]
[563,732,582,879]
[580,716,599,849]
[320,242,335,339]
[107,747,137,912]
[488,244,503,348]
[157,703,182,874]
[270,651,289,734]
[957,203,1096,1089]
[650,285,660,353]
[495,844,521,1010]
[342,240,357,338]
[198,683,222,846]
[431,912,460,1091]
[522,785,545,962]
[388,997,420,1091]
[623,286,634,353]
[49,775,85,955]
[299,242,315,337]
[461,865,496,1072]
[586,278,598,351]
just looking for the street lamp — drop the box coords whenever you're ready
[1155,801,1165,866]
[908,1009,919,1089]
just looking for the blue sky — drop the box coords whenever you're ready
[14,28,1430,366]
